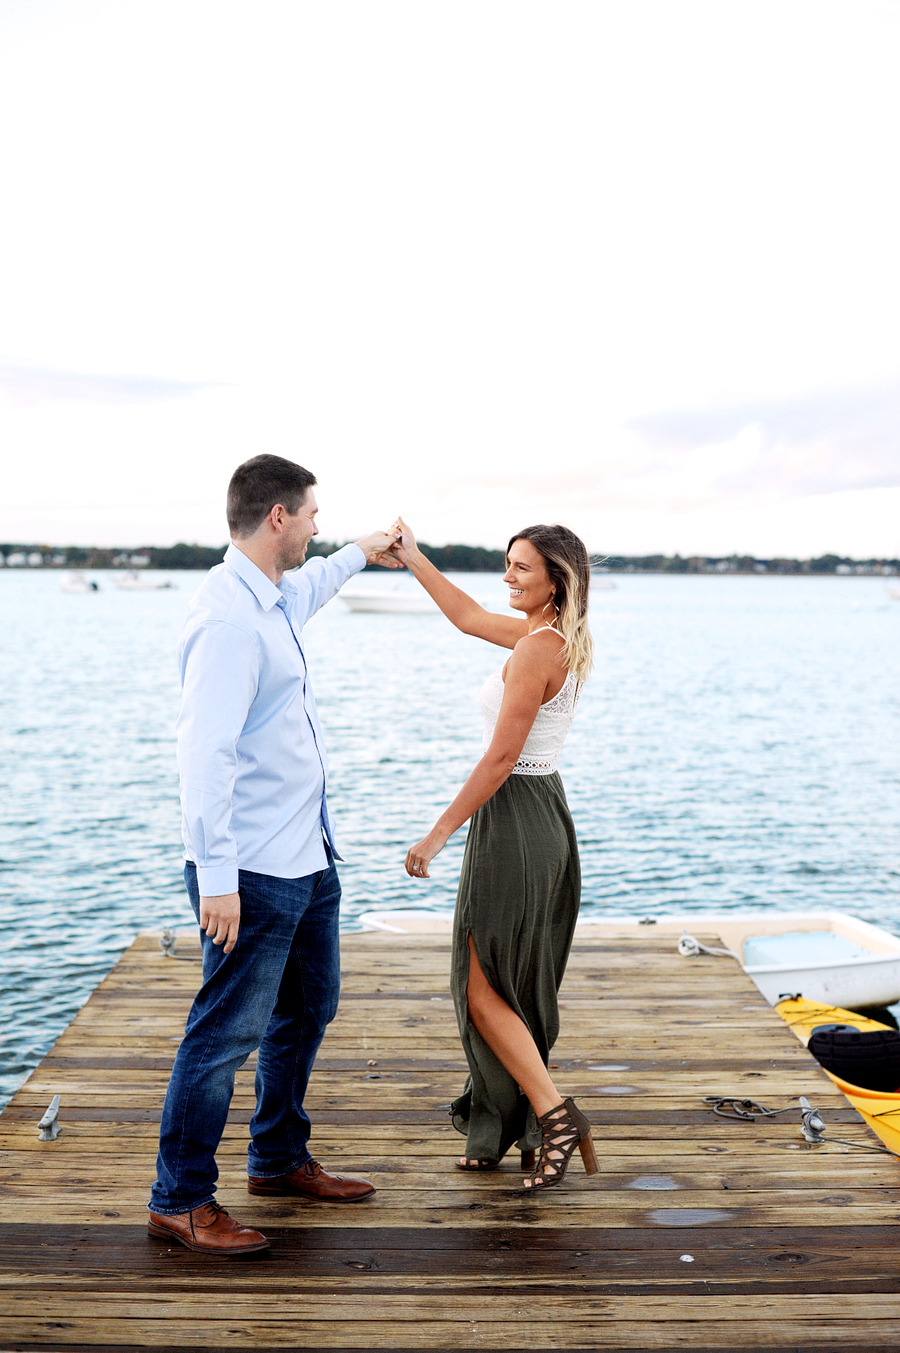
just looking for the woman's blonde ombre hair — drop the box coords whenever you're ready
[508,524,594,682]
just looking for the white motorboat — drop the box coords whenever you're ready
[114,571,175,590]
[357,908,900,1011]
[60,571,99,593]
[341,589,439,614]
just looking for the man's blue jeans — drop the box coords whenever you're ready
[149,860,341,1215]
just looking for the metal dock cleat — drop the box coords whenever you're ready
[38,1094,61,1141]
[160,928,200,961]
[798,1096,827,1143]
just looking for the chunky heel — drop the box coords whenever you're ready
[520,1149,536,1171]
[578,1132,599,1175]
[524,1097,598,1193]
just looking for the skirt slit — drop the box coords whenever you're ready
[449,771,581,1163]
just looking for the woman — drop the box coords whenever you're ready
[392,517,596,1192]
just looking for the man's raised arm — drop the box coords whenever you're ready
[290,530,400,625]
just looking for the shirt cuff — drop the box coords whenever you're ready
[337,542,367,574]
[197,863,239,896]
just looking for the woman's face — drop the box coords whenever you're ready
[503,538,555,615]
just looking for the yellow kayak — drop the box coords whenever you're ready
[775,996,900,1155]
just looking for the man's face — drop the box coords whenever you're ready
[280,489,319,571]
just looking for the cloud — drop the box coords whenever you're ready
[421,382,900,522]
[629,383,900,501]
[0,360,222,407]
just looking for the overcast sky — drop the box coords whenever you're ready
[1,0,898,556]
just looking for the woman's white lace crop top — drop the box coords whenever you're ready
[480,666,581,776]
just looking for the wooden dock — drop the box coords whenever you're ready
[3,929,900,1350]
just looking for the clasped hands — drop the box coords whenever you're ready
[355,517,417,570]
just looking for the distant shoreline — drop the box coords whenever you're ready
[1,541,897,577]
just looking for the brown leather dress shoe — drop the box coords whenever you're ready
[147,1200,270,1254]
[247,1158,375,1202]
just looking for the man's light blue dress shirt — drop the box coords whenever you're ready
[176,541,366,896]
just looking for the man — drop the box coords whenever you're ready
[148,454,399,1255]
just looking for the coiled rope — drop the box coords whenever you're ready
[703,1094,900,1157]
[677,932,738,959]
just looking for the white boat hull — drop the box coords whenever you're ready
[341,592,438,614]
[61,573,98,593]
[115,576,174,590]
[745,956,900,1008]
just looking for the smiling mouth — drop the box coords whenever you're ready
[509,588,523,597]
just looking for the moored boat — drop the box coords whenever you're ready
[340,590,439,614]
[114,571,175,590]
[60,571,99,593]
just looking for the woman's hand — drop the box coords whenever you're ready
[389,516,419,566]
[405,829,447,879]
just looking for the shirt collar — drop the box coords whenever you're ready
[224,543,285,612]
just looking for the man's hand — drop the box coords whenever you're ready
[356,529,402,569]
[199,892,241,954]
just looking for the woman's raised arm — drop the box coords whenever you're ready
[391,517,527,649]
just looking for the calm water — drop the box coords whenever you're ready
[1,568,899,1106]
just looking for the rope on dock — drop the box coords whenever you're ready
[677,932,738,959]
[703,1095,794,1121]
[702,1094,900,1158]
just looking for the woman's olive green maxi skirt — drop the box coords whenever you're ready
[449,771,581,1162]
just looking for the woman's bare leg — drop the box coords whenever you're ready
[458,936,562,1166]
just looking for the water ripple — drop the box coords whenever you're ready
[1,571,899,1106]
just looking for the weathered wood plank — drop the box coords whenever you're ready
[4,1313,900,1350]
[3,929,900,1350]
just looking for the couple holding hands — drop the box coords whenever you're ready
[147,453,595,1255]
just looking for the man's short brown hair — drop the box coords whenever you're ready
[226,455,317,539]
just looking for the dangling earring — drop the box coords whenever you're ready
[541,594,558,624]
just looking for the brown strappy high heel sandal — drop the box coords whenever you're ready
[523,1098,599,1192]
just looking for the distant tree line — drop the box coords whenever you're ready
[0,540,512,571]
[0,543,230,570]
[1,542,897,575]
[593,553,899,575]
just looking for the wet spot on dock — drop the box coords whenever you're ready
[626,1175,680,1190]
[647,1207,735,1226]
[593,1084,642,1094]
